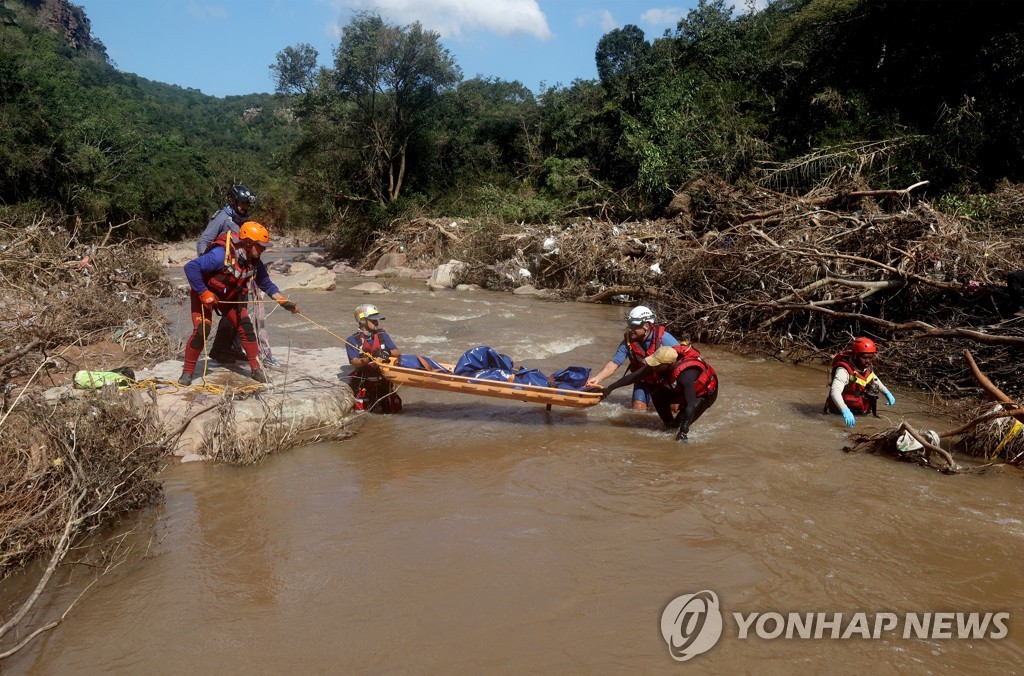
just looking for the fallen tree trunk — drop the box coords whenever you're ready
[752,303,1024,348]
[577,286,668,303]
[963,349,1024,420]
[735,180,930,223]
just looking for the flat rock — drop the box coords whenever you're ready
[349,282,390,294]
[276,262,337,291]
[151,243,196,268]
[43,347,356,461]
[512,284,559,299]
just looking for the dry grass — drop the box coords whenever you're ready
[204,388,354,466]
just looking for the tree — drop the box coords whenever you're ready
[430,77,538,186]
[270,43,320,95]
[595,24,651,110]
[327,12,461,204]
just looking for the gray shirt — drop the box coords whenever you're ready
[196,207,241,255]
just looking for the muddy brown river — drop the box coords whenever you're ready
[3,264,1022,673]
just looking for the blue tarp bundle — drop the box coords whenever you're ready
[512,368,549,387]
[471,368,516,382]
[451,346,591,390]
[454,346,514,375]
[549,366,591,390]
[397,354,451,372]
[395,347,592,391]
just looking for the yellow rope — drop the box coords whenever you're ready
[163,303,380,400]
[991,419,1024,460]
[294,311,368,355]
[157,305,269,396]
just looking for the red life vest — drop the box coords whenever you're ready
[829,349,877,414]
[355,331,382,356]
[626,324,666,384]
[660,344,718,397]
[351,331,383,379]
[203,232,257,301]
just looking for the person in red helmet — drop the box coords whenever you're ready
[178,221,298,386]
[823,337,896,427]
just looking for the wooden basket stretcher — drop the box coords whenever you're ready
[376,359,602,408]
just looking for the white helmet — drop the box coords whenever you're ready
[627,305,655,327]
[354,303,385,323]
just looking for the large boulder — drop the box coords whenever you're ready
[333,261,359,274]
[374,252,408,270]
[42,347,355,462]
[275,262,337,291]
[427,260,466,290]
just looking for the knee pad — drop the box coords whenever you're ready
[239,317,257,343]
[188,320,212,350]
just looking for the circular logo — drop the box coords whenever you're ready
[660,590,723,662]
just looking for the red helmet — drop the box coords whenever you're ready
[851,337,877,355]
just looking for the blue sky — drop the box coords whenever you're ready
[74,0,711,98]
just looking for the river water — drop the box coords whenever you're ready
[3,266,1023,673]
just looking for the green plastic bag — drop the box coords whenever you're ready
[73,368,135,390]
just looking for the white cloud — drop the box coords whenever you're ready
[640,7,684,27]
[330,0,552,39]
[575,9,617,31]
[732,0,770,15]
[187,1,228,20]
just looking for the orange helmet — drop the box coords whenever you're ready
[238,221,271,247]
[851,337,877,355]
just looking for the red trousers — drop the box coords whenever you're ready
[183,291,260,374]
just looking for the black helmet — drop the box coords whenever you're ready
[228,183,255,207]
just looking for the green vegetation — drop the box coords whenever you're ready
[3,0,1024,249]
[0,0,297,238]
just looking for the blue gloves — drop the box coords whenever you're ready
[842,408,856,427]
[884,391,896,406]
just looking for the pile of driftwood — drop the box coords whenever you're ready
[0,394,164,656]
[654,178,1024,401]
[0,216,179,654]
[364,178,1024,404]
[846,351,1024,472]
[0,216,175,387]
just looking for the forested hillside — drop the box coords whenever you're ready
[0,0,298,238]
[2,0,1023,246]
[275,0,1024,249]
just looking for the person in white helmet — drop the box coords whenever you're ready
[346,304,402,413]
[586,305,681,411]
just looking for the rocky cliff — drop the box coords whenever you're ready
[21,0,105,53]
